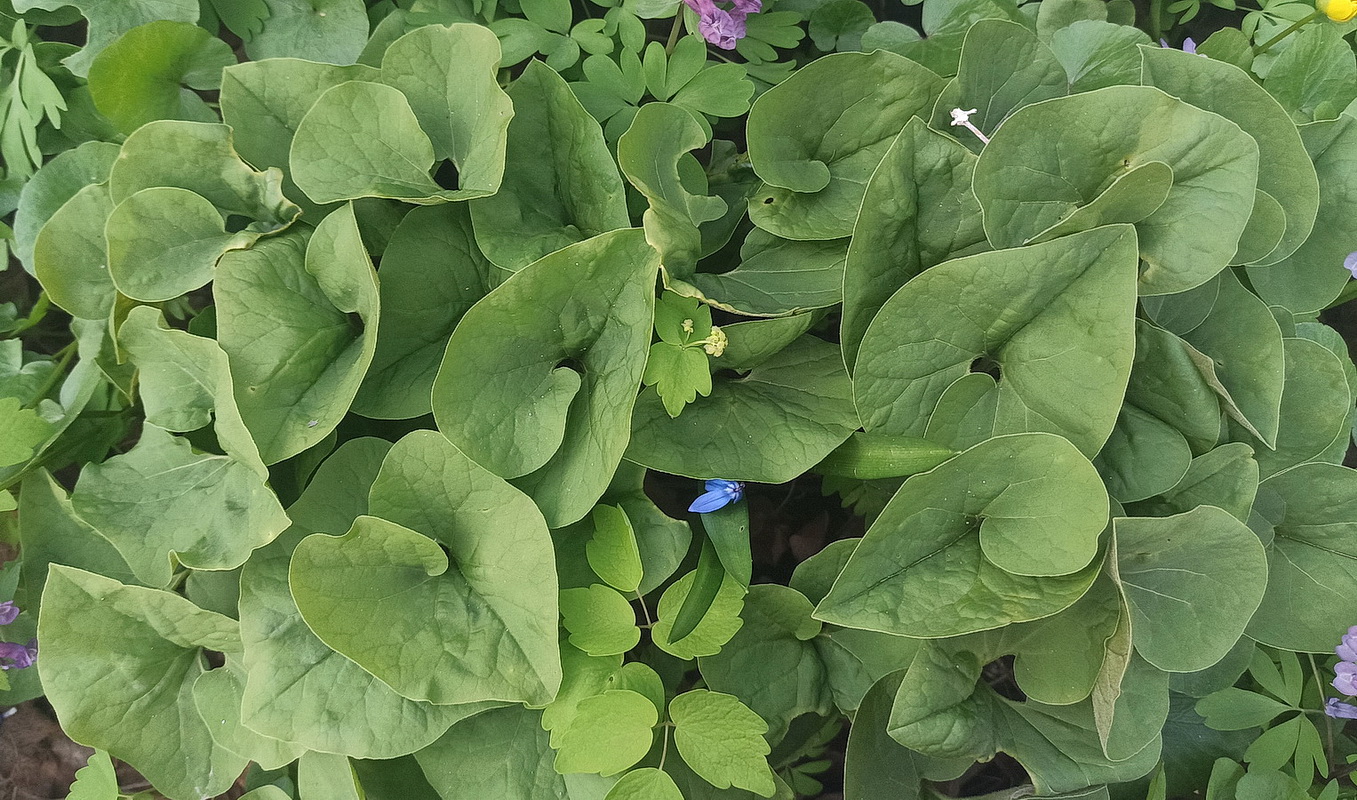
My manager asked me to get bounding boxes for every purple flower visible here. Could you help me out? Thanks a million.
[1338,625,1357,661]
[1336,661,1357,695]
[0,639,35,671]
[0,602,16,626]
[683,0,753,49]
[1327,698,1357,719]
[1159,37,1199,55]
[689,479,745,513]
[1344,251,1357,279]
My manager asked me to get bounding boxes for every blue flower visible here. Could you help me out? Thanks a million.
[0,639,35,671]
[689,479,745,513]
[1327,698,1357,719]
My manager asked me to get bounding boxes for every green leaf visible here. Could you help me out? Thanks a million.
[416,705,570,800]
[747,51,945,240]
[193,660,305,769]
[627,335,859,482]
[972,86,1259,295]
[670,63,753,120]
[87,20,235,134]
[432,229,658,527]
[1195,688,1292,730]
[1115,507,1268,671]
[1050,21,1153,93]
[292,430,560,705]
[105,187,254,302]
[671,690,775,797]
[1247,463,1357,651]
[13,140,119,273]
[1247,116,1357,313]
[642,341,712,418]
[1092,405,1192,503]
[542,643,622,744]
[1141,46,1319,267]
[853,225,1138,457]
[207,0,270,40]
[1262,24,1357,123]
[215,205,378,464]
[841,117,985,370]
[244,0,369,64]
[0,396,52,468]
[378,24,513,196]
[808,0,875,51]
[553,690,657,775]
[560,584,641,656]
[1005,570,1122,705]
[238,438,477,758]
[1122,319,1222,455]
[353,204,492,419]
[617,101,726,277]
[1132,443,1259,524]
[469,60,627,271]
[684,230,848,318]
[652,568,746,659]
[604,768,683,800]
[297,751,362,800]
[70,425,289,587]
[938,19,1068,146]
[38,565,245,800]
[1241,337,1351,479]
[12,0,199,77]
[815,433,1107,637]
[585,503,644,593]
[16,471,139,614]
[108,120,299,228]
[33,183,116,319]
[843,674,922,800]
[289,81,460,204]
[701,501,752,587]
[698,585,831,742]
[118,305,265,474]
[66,750,118,800]
[1146,270,1285,448]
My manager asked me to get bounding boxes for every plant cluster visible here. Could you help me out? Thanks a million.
[4,0,1357,798]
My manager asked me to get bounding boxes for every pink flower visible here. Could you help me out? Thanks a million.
[683,0,759,49]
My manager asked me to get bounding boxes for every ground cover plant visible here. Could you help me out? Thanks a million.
[5,0,1357,797]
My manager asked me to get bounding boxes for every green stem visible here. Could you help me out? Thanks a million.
[665,11,684,54]
[1149,0,1165,43]
[634,589,653,627]
[1254,10,1323,56]
[1308,654,1337,771]
[22,340,76,410]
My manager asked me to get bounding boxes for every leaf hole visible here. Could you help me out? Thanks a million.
[968,356,1001,380]
[761,197,775,205]
[556,356,585,375]
[346,311,365,334]
[983,655,1025,701]
[224,214,252,233]
[433,160,460,191]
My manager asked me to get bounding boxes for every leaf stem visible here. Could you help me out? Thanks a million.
[1308,653,1337,771]
[1253,10,1322,55]
[659,724,670,770]
[22,340,77,410]
[665,11,684,53]
[635,589,653,627]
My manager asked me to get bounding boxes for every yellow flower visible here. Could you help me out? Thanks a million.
[1319,0,1357,22]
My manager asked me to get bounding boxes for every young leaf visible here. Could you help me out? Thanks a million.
[652,566,746,660]
[604,768,683,800]
[1195,688,1292,730]
[87,20,235,134]
[670,690,776,797]
[66,750,118,800]
[642,341,713,418]
[586,504,644,594]
[560,584,641,656]
[552,690,657,775]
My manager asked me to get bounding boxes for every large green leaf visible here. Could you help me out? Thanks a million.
[237,438,476,757]
[1113,508,1268,672]
[841,117,985,370]
[1048,20,1152,93]
[193,660,304,770]
[697,585,831,743]
[683,230,848,318]
[815,433,1107,637]
[843,674,922,800]
[470,60,627,271]
[13,140,119,273]
[378,24,514,197]
[616,101,727,278]
[1144,270,1284,448]
[69,425,289,588]
[414,705,569,800]
[1239,337,1351,479]
[746,50,945,240]
[1246,463,1357,652]
[1121,320,1222,455]
[353,204,492,419]
[215,205,378,464]
[1247,116,1357,314]
[119,306,265,474]
[852,225,1138,457]
[12,0,199,77]
[291,430,560,705]
[1261,23,1357,123]
[87,20,235,134]
[244,0,369,64]
[432,229,657,527]
[1140,47,1318,267]
[973,86,1259,295]
[33,183,115,319]
[1129,443,1259,524]
[107,120,299,229]
[38,566,245,800]
[1092,405,1192,503]
[626,335,858,483]
[105,186,254,302]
